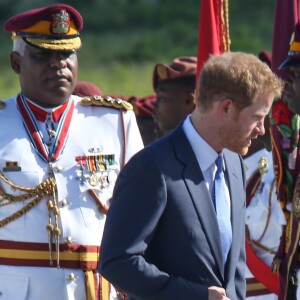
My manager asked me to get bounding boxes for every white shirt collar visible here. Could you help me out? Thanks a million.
[182,115,218,173]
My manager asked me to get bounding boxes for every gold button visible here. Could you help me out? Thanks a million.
[68,273,76,281]
[66,236,73,244]
[60,199,68,207]
[55,165,64,172]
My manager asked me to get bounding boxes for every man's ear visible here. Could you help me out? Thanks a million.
[186,91,197,109]
[218,98,233,116]
[187,91,195,104]
[184,92,196,114]
[10,52,21,74]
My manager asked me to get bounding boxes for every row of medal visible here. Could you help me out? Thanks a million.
[75,154,118,190]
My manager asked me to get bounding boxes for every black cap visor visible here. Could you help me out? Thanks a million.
[279,57,300,70]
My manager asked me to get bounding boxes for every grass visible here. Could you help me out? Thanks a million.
[0,0,275,100]
[77,60,157,97]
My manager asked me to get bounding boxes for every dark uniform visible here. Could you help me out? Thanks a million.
[271,21,300,300]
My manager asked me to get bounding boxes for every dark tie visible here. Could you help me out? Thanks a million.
[214,154,232,265]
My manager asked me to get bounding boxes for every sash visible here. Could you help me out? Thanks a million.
[0,240,109,300]
[246,168,262,207]
[246,277,272,297]
[245,238,279,295]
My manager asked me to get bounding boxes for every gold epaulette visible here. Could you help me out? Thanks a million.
[80,96,133,111]
[0,101,6,108]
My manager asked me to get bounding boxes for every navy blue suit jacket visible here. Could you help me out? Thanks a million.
[100,125,246,300]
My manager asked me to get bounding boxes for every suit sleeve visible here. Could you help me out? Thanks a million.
[235,222,246,300]
[99,152,208,300]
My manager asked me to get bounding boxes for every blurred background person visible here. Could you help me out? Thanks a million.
[128,94,157,145]
[271,21,300,300]
[152,56,197,138]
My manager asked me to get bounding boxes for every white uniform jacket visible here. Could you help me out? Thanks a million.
[245,149,286,300]
[0,95,143,300]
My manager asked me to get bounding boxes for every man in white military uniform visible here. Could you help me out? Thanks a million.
[244,117,286,299]
[0,4,143,300]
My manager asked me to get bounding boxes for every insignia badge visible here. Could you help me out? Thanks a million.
[3,161,21,172]
[157,65,168,80]
[258,157,268,175]
[88,147,101,154]
[100,172,109,189]
[293,195,300,218]
[51,9,70,35]
[89,173,100,187]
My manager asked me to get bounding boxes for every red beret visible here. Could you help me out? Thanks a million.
[73,81,102,97]
[128,94,157,118]
[153,56,197,89]
[3,4,83,51]
[280,21,300,69]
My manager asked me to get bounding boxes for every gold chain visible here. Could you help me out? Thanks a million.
[0,171,56,228]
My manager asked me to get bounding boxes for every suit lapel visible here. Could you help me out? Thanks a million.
[171,126,224,275]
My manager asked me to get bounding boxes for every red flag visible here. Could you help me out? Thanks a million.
[196,0,230,79]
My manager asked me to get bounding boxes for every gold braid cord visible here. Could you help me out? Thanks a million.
[221,0,230,52]
[0,171,56,227]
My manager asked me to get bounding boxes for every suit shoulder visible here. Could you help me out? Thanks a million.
[79,95,133,111]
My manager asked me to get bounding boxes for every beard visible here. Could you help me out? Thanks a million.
[219,122,251,155]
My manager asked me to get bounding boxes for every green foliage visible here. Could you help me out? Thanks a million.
[0,0,275,99]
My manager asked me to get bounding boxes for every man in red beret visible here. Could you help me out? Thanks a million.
[127,94,157,145]
[0,4,143,300]
[152,56,197,138]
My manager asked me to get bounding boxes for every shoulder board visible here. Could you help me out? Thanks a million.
[0,101,6,109]
[80,96,133,111]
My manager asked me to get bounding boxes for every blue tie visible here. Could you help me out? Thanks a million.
[214,154,232,266]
